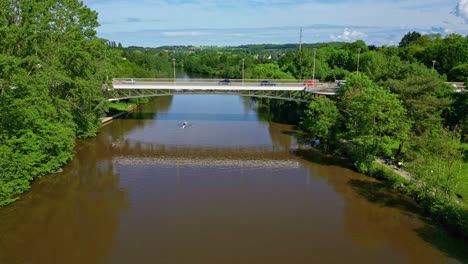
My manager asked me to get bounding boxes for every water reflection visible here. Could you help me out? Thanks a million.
[1,95,466,263]
[0,136,127,264]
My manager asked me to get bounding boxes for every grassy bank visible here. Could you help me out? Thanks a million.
[367,161,468,239]
[105,97,151,120]
[107,101,137,115]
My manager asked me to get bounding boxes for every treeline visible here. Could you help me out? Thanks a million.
[117,47,173,78]
[174,33,468,82]
[234,42,346,51]
[0,0,128,206]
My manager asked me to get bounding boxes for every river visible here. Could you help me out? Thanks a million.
[0,95,467,263]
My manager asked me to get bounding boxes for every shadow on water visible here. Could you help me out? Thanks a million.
[292,148,354,169]
[415,225,468,262]
[348,176,468,263]
[348,179,424,216]
[292,148,468,263]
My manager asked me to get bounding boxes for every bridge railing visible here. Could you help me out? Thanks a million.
[112,78,337,85]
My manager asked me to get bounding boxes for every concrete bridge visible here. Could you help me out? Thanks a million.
[104,78,339,102]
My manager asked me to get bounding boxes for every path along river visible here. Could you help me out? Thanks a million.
[0,95,467,264]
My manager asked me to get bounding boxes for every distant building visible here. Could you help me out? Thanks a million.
[255,55,272,60]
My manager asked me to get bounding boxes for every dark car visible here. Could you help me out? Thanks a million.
[260,80,276,86]
[122,78,136,84]
[218,79,231,85]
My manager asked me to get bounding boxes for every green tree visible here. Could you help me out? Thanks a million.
[300,97,340,150]
[444,92,468,141]
[0,0,115,205]
[253,63,295,79]
[448,64,468,82]
[338,74,410,172]
[384,64,451,136]
[399,31,422,48]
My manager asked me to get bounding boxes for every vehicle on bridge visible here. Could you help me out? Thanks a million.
[218,79,231,85]
[260,80,276,86]
[303,79,319,86]
[122,78,136,84]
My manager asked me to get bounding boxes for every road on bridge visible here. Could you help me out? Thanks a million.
[112,78,338,91]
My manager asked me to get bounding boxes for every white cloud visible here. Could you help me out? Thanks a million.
[456,0,468,22]
[330,28,367,42]
[81,0,468,46]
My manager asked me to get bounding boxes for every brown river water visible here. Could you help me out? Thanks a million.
[0,95,467,264]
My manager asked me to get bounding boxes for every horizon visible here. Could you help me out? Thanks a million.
[83,0,468,47]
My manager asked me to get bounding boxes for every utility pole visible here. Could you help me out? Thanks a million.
[299,27,303,80]
[242,58,245,86]
[172,58,176,83]
[312,48,317,82]
[357,48,361,75]
[299,27,303,51]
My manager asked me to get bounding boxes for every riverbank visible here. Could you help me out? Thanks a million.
[101,111,132,125]
[101,100,144,124]
[101,111,129,124]
[368,160,468,239]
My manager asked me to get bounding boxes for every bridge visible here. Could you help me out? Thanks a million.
[104,78,340,102]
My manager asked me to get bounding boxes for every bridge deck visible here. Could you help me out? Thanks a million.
[113,83,306,91]
[106,79,340,101]
[112,78,338,91]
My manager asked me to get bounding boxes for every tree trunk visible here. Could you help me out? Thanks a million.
[395,141,404,158]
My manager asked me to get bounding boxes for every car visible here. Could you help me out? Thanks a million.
[303,79,319,86]
[122,78,136,84]
[337,80,346,87]
[218,79,231,85]
[260,80,276,86]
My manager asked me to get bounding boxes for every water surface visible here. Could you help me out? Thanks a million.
[0,95,466,264]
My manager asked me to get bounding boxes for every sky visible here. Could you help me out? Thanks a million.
[82,0,468,48]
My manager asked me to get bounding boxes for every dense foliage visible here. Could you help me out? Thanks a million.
[0,0,119,206]
[117,47,173,78]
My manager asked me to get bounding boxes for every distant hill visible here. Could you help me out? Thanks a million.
[128,42,347,52]
[234,42,347,50]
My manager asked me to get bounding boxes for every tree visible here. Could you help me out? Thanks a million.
[384,63,451,136]
[300,97,340,150]
[399,31,422,48]
[343,40,369,53]
[358,52,403,82]
[338,74,410,172]
[444,92,468,141]
[448,64,468,82]
[327,49,352,71]
[0,0,115,205]
[253,63,295,79]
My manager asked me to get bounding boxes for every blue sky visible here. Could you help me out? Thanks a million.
[83,0,468,47]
